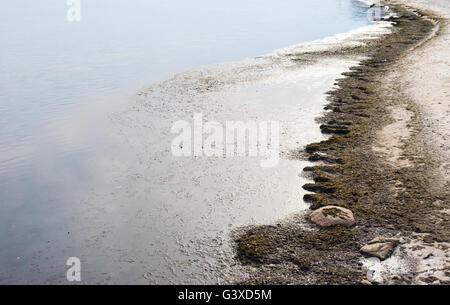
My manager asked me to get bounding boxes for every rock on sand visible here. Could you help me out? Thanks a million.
[310,206,355,227]
[360,237,400,260]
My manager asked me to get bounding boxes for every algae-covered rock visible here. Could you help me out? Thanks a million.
[310,206,355,228]
[360,237,400,260]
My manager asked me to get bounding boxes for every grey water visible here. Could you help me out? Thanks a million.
[0,0,371,283]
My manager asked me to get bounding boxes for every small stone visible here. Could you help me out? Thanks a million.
[360,237,400,260]
[361,279,372,285]
[310,206,355,227]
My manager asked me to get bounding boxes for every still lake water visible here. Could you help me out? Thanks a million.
[0,0,372,283]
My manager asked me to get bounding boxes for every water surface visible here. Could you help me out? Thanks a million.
[0,0,372,283]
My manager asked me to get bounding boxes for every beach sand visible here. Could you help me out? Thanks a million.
[368,0,450,284]
[386,0,450,183]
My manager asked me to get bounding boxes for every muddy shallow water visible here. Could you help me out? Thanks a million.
[0,0,385,284]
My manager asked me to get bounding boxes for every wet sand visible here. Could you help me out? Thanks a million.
[106,18,392,284]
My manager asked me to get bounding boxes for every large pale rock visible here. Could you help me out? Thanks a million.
[310,206,355,227]
[360,237,400,260]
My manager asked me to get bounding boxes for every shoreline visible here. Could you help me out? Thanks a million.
[107,1,386,284]
[233,1,449,284]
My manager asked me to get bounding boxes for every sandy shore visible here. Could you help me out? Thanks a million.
[234,2,449,284]
[371,0,450,284]
[387,0,450,183]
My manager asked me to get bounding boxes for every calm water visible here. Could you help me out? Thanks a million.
[0,0,371,283]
